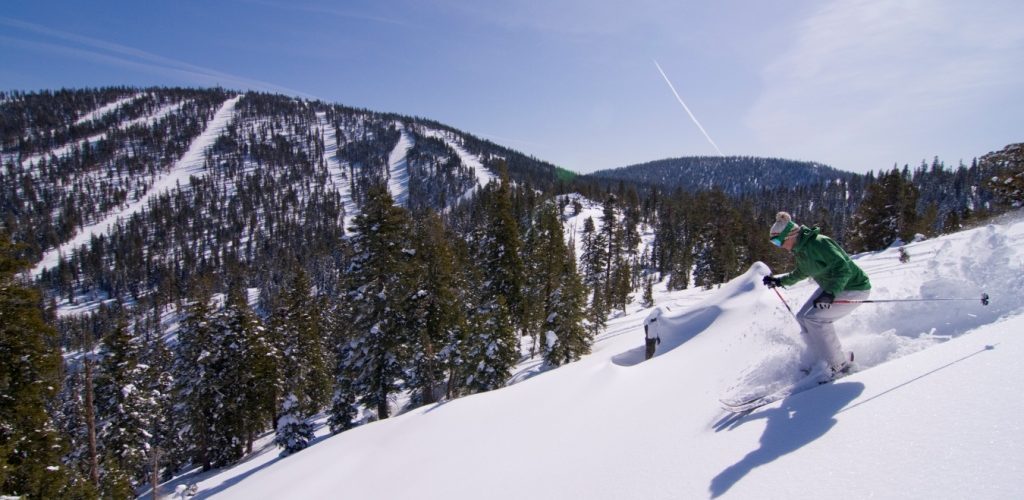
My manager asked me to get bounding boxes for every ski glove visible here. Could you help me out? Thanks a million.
[814,291,835,309]
[763,275,782,289]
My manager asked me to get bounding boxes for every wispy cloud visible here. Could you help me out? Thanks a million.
[234,0,409,27]
[0,16,316,98]
[744,0,1024,170]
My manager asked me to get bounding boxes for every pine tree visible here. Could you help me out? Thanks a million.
[533,205,591,366]
[579,215,609,336]
[334,184,412,422]
[173,285,218,471]
[460,170,523,393]
[641,275,655,308]
[462,295,517,393]
[579,216,607,290]
[210,287,275,463]
[403,212,464,406]
[585,286,608,338]
[95,319,154,488]
[600,195,620,300]
[272,269,328,453]
[848,167,921,252]
[482,164,526,328]
[142,332,178,485]
[274,394,313,456]
[599,195,633,312]
[0,235,70,497]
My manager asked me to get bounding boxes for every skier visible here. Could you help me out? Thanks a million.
[762,212,871,378]
[643,307,663,360]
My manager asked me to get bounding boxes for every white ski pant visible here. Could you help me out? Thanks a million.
[796,287,871,369]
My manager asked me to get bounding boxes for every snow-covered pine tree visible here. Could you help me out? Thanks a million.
[460,169,523,393]
[142,332,179,482]
[0,235,72,498]
[641,275,655,308]
[55,364,92,490]
[173,285,218,471]
[480,163,526,328]
[209,287,275,463]
[579,216,606,290]
[272,269,328,452]
[462,295,517,393]
[532,204,591,366]
[95,318,155,488]
[274,394,313,456]
[847,167,921,252]
[335,184,413,421]
[403,211,464,406]
[599,194,632,312]
[579,216,608,336]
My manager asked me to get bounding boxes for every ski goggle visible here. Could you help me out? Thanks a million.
[769,221,795,247]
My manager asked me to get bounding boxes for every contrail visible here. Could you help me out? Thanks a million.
[653,59,723,156]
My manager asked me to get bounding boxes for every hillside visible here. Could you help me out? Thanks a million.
[584,156,856,195]
[151,211,1024,499]
[0,87,559,319]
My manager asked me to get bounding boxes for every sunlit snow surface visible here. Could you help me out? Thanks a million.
[147,210,1024,500]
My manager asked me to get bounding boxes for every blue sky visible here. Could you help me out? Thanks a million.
[2,0,1022,174]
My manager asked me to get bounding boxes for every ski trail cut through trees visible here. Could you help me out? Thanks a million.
[387,125,413,207]
[32,95,243,278]
[421,129,495,207]
[316,112,358,234]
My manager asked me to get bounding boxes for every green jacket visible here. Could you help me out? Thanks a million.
[779,226,871,294]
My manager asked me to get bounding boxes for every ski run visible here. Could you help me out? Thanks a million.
[146,209,1024,499]
[31,95,242,278]
[386,124,413,207]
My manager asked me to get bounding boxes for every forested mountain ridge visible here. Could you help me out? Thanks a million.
[585,155,856,195]
[1,87,560,313]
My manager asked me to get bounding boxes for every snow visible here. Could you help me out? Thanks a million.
[19,99,191,171]
[156,210,1024,499]
[74,93,143,125]
[31,95,242,278]
[421,128,496,205]
[315,112,358,234]
[386,124,413,207]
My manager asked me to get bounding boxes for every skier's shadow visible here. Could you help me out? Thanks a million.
[709,381,865,498]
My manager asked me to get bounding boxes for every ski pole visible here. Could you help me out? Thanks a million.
[772,287,796,316]
[834,293,990,306]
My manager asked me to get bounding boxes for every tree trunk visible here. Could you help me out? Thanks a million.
[83,356,100,488]
[150,446,161,499]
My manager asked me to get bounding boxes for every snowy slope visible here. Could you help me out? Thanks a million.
[421,128,496,205]
[387,125,413,207]
[31,95,242,278]
[74,93,143,125]
[315,111,359,234]
[155,212,1024,499]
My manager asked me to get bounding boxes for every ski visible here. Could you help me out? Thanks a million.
[720,352,855,413]
[720,364,853,413]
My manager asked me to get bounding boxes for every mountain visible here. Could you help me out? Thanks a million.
[0,87,561,320]
[584,156,857,195]
[147,210,1024,499]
